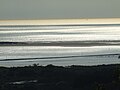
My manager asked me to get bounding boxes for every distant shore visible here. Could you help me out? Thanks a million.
[0,18,120,26]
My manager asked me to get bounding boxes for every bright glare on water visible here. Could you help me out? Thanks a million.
[0,24,120,66]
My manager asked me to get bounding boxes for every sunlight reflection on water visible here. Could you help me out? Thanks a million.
[0,24,120,66]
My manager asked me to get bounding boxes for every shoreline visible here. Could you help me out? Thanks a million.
[0,63,120,68]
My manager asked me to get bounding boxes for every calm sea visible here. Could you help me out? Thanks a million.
[0,24,120,66]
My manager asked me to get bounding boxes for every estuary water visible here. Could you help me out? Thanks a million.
[0,24,120,66]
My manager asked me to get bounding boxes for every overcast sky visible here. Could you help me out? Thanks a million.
[0,0,120,19]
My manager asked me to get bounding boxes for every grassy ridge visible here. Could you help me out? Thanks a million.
[0,64,120,90]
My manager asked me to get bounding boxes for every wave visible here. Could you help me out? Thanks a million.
[0,24,120,30]
[0,41,120,46]
[0,53,119,62]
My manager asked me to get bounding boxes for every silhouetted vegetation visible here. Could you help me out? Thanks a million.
[0,64,120,90]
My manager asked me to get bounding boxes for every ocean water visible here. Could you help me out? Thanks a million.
[0,24,120,66]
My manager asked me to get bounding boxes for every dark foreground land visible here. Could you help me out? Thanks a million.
[0,64,120,90]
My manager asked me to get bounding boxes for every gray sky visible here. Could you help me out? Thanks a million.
[0,0,120,19]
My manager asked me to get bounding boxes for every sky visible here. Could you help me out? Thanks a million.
[0,0,120,19]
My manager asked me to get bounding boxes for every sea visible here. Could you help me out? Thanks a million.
[0,23,120,67]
